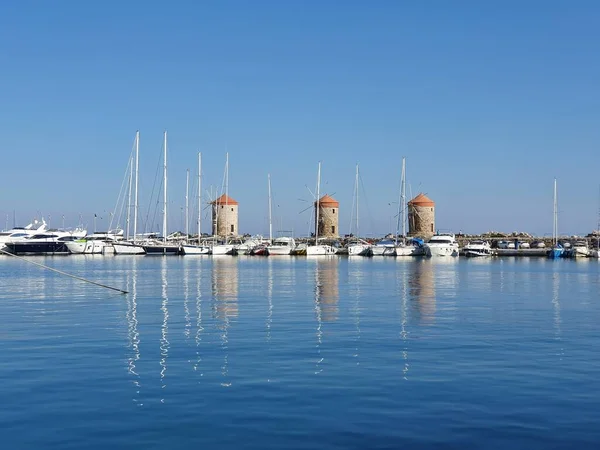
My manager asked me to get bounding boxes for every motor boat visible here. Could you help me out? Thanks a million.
[0,219,48,251]
[65,229,124,254]
[371,239,396,256]
[268,237,296,255]
[463,240,493,257]
[424,233,459,257]
[395,238,425,256]
[5,227,87,255]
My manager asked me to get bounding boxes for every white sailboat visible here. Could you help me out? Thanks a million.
[347,164,371,256]
[548,178,564,259]
[306,162,337,256]
[182,152,211,255]
[114,131,146,255]
[395,157,423,256]
[143,131,180,255]
[591,187,600,259]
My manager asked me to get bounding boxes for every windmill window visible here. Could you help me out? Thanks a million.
[231,225,234,233]
[332,209,335,214]
[431,224,434,232]
[231,208,234,212]
[221,205,224,209]
[332,226,335,234]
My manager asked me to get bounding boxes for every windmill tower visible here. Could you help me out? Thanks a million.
[211,194,239,236]
[315,194,339,238]
[408,193,435,238]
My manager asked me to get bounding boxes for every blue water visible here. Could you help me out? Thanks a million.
[1,255,599,449]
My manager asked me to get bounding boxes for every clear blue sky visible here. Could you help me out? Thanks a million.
[2,1,599,237]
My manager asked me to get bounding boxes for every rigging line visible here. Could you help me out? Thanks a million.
[0,248,128,294]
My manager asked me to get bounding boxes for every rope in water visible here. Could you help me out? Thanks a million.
[0,248,128,294]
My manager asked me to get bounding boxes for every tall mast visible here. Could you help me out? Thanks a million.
[225,152,229,236]
[315,162,321,243]
[268,173,273,242]
[198,152,202,240]
[355,164,359,237]
[401,157,406,239]
[126,141,134,240]
[133,130,139,241]
[553,178,558,245]
[185,168,189,238]
[163,131,168,241]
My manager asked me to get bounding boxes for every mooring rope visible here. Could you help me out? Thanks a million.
[0,248,128,294]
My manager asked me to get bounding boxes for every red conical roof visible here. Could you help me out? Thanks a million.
[408,193,434,207]
[211,194,239,205]
[315,194,339,207]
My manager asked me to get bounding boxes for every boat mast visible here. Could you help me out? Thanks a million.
[185,168,189,238]
[553,178,558,246]
[268,173,273,242]
[355,164,359,238]
[225,152,229,237]
[163,131,168,242]
[198,152,202,241]
[133,130,139,241]
[315,162,321,243]
[401,157,406,240]
[126,141,134,240]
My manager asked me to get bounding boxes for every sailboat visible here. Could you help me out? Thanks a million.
[143,131,181,255]
[347,164,371,256]
[306,162,337,256]
[591,186,600,259]
[114,131,146,255]
[548,178,564,259]
[395,157,424,256]
[182,152,211,255]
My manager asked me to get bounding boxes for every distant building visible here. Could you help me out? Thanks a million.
[315,194,339,238]
[408,193,435,238]
[211,194,239,236]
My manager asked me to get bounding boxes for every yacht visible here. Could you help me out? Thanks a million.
[371,239,396,256]
[395,238,425,256]
[65,229,124,254]
[572,240,590,257]
[463,240,493,257]
[5,227,87,255]
[0,219,48,251]
[424,233,459,257]
[267,236,296,255]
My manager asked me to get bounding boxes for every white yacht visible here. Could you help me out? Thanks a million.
[572,240,590,257]
[268,236,296,255]
[395,238,425,256]
[371,239,396,256]
[5,227,87,255]
[65,229,124,254]
[463,240,493,257]
[306,241,337,256]
[424,233,459,257]
[0,219,48,251]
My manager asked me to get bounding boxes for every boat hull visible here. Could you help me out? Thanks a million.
[212,245,236,255]
[425,245,459,257]
[65,240,113,254]
[348,244,371,256]
[5,242,69,255]
[181,245,211,255]
[113,243,146,255]
[267,246,292,255]
[142,245,181,255]
[306,245,337,256]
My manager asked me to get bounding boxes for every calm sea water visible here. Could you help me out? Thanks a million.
[1,255,599,449]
